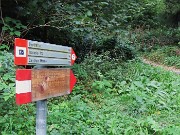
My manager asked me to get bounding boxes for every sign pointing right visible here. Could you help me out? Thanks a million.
[14,38,77,66]
[16,68,77,105]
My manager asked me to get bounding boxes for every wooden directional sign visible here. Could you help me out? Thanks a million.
[14,38,77,66]
[15,68,76,105]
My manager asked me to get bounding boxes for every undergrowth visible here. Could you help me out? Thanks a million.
[0,52,180,134]
[144,46,180,68]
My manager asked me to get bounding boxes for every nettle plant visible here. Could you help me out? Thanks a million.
[0,17,27,50]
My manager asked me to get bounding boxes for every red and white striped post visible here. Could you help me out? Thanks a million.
[16,69,32,104]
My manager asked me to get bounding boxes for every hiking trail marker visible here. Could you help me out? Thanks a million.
[16,68,76,105]
[14,38,77,135]
[14,38,76,66]
[15,38,77,104]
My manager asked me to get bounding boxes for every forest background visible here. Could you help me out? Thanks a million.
[0,0,180,134]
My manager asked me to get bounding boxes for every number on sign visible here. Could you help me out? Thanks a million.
[19,50,24,55]
[72,54,76,60]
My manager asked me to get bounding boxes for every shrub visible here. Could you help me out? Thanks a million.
[0,51,15,102]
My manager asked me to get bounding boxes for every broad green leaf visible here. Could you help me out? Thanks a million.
[14,31,21,36]
[2,26,8,31]
[135,95,143,103]
[74,21,81,25]
[103,80,112,88]
[10,32,14,35]
[100,2,109,6]
[4,17,12,22]
[21,25,27,29]
[9,28,14,31]
[86,11,92,17]
[134,81,144,88]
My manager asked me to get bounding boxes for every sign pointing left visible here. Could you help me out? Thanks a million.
[14,38,77,66]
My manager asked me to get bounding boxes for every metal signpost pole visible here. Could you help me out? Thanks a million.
[34,65,47,135]
[36,100,47,135]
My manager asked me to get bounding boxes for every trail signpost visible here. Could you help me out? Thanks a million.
[14,38,76,66]
[14,38,77,135]
[16,68,76,105]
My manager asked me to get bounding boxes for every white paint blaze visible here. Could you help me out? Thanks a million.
[16,80,31,94]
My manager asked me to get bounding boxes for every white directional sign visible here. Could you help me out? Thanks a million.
[14,38,77,66]
[28,41,70,52]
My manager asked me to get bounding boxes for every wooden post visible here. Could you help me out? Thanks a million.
[34,65,47,135]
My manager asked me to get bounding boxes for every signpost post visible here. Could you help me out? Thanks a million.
[14,38,77,135]
[36,100,47,135]
[34,65,47,135]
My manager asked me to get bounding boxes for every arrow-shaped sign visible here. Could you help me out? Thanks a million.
[14,38,77,66]
[16,68,76,105]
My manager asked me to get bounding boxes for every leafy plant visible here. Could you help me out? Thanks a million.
[0,51,35,134]
[0,53,179,134]
[0,17,27,50]
[92,79,113,93]
[144,45,180,68]
[0,51,15,101]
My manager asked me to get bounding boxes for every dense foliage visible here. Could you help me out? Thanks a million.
[1,0,179,58]
[0,0,180,134]
[144,45,180,68]
[0,54,180,134]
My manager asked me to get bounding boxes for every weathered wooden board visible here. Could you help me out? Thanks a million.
[15,69,77,105]
[14,38,77,66]
[32,69,70,101]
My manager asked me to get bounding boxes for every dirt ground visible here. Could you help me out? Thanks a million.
[142,58,180,75]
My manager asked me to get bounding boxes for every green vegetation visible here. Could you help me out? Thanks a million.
[0,0,180,134]
[1,0,179,59]
[0,54,180,134]
[144,46,180,68]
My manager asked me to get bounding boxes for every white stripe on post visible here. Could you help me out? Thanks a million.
[16,80,32,94]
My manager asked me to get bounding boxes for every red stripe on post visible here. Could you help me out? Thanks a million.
[16,69,32,81]
[70,70,77,93]
[16,92,32,105]
[14,38,28,65]
[15,38,28,47]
